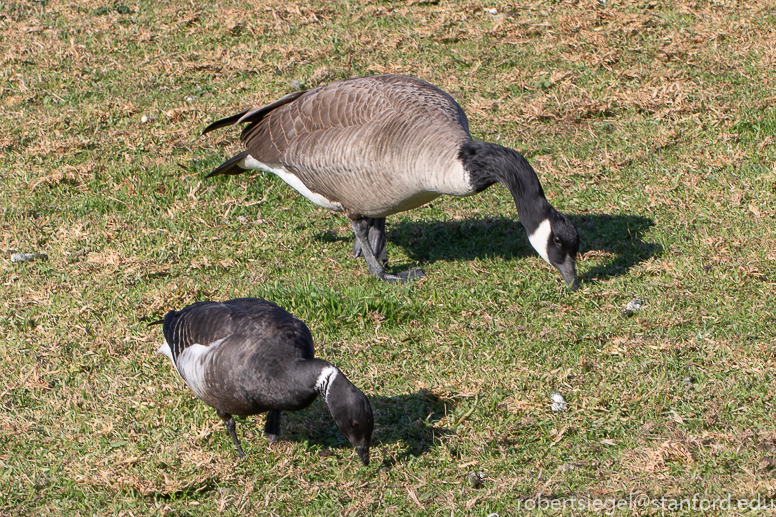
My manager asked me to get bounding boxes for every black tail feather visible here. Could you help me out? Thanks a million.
[201,91,307,137]
[235,91,306,126]
[201,108,253,136]
[206,151,251,178]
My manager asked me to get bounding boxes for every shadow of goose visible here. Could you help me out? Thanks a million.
[247,390,457,466]
[572,213,662,282]
[385,213,661,282]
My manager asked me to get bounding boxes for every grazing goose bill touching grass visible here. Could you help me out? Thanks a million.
[153,298,374,465]
[203,74,580,289]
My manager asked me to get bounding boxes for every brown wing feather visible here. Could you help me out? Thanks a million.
[238,75,471,215]
[202,91,306,137]
[241,76,469,159]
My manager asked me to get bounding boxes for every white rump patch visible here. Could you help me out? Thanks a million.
[157,341,180,375]
[315,366,338,403]
[527,218,552,265]
[174,337,229,400]
[239,155,344,212]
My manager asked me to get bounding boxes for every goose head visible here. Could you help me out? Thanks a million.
[320,369,374,465]
[527,210,580,290]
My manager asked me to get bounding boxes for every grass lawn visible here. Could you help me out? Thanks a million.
[2,0,775,515]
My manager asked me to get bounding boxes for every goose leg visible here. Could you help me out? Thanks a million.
[350,219,424,283]
[216,409,245,458]
[264,409,281,446]
[353,217,388,264]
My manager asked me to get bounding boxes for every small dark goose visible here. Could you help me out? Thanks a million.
[154,297,374,464]
[203,74,579,289]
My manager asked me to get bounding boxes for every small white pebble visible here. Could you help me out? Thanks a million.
[11,253,48,263]
[551,392,566,412]
[185,96,194,103]
[467,471,486,487]
[622,297,646,317]
[488,8,498,14]
[141,115,149,123]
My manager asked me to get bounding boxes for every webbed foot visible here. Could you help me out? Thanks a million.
[380,268,425,284]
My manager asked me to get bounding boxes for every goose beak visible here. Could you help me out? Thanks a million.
[556,255,579,291]
[355,445,370,466]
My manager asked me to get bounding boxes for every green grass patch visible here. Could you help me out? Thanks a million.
[1,0,775,515]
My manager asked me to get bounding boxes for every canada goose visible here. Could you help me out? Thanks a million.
[203,75,580,289]
[153,298,374,465]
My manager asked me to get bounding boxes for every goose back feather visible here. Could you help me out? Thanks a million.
[206,75,474,218]
[160,299,317,415]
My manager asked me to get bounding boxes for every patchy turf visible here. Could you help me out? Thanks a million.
[1,0,775,515]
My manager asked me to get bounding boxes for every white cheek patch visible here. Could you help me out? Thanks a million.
[527,218,552,265]
[174,337,228,400]
[315,366,338,403]
[239,155,344,212]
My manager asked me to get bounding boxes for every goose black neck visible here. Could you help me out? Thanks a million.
[459,140,552,232]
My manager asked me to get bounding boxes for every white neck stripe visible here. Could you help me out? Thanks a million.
[527,218,552,265]
[315,366,338,403]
